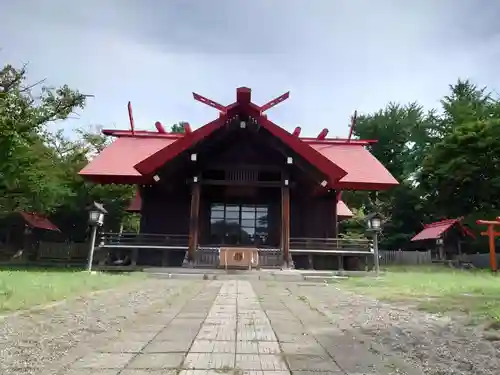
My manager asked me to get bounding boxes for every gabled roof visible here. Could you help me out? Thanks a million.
[309,143,398,190]
[79,87,398,190]
[79,137,176,184]
[126,191,142,212]
[411,217,475,242]
[133,88,347,183]
[337,200,353,218]
[19,212,60,232]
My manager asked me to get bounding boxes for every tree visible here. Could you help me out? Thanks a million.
[0,62,135,241]
[420,119,500,219]
[0,64,87,216]
[418,80,500,221]
[349,103,438,249]
[46,127,135,240]
[170,122,187,133]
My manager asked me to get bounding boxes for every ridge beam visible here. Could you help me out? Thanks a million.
[193,93,227,113]
[260,92,290,113]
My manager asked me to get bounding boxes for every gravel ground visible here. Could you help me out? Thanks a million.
[0,279,205,375]
[286,283,500,375]
[3,278,499,375]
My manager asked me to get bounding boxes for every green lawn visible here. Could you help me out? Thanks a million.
[339,266,500,327]
[0,267,144,313]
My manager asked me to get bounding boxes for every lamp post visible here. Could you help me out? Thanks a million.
[436,237,444,260]
[86,202,107,272]
[365,212,383,275]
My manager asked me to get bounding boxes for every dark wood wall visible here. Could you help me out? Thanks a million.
[138,125,338,243]
[290,193,337,238]
[140,185,190,235]
[140,185,337,241]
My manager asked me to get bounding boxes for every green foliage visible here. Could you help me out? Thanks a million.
[170,122,187,133]
[2,60,500,254]
[350,79,500,250]
[421,119,500,217]
[0,63,134,240]
[338,207,367,240]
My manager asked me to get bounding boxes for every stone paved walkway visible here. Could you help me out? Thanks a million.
[31,279,420,375]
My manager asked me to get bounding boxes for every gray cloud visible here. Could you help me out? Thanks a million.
[1,0,499,136]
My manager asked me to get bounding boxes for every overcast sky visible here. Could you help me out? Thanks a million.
[2,0,500,137]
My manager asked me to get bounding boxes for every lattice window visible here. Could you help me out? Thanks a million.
[226,169,258,182]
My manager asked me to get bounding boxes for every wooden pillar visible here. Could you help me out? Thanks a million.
[281,181,291,268]
[188,178,201,264]
[488,225,498,272]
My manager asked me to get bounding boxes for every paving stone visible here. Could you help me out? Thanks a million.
[126,324,167,332]
[235,354,288,371]
[274,332,317,344]
[142,339,193,353]
[176,312,208,319]
[40,279,421,375]
[120,370,177,375]
[169,318,205,327]
[183,352,235,369]
[280,342,328,356]
[236,340,259,353]
[284,353,342,372]
[126,353,185,369]
[71,353,134,369]
[257,341,281,354]
[118,331,158,342]
[61,370,120,375]
[156,326,199,341]
[98,341,148,353]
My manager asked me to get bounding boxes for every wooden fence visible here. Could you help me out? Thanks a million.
[38,241,88,261]
[379,250,432,265]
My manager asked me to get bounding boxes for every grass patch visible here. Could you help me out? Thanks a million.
[339,265,500,325]
[0,267,144,313]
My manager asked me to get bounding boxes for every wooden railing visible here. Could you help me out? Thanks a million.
[289,237,372,254]
[100,233,189,249]
[99,233,372,254]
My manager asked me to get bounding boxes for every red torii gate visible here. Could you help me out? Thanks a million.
[476,218,500,272]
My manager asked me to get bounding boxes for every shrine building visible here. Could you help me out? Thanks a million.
[79,87,398,270]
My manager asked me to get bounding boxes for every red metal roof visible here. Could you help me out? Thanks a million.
[126,190,142,212]
[79,87,398,191]
[20,212,60,232]
[337,200,353,218]
[308,143,398,190]
[411,218,476,241]
[79,137,176,183]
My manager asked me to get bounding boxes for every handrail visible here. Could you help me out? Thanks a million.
[100,232,189,248]
[290,237,372,252]
[99,233,372,253]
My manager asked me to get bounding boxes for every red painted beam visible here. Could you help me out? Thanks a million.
[317,128,329,140]
[193,93,227,113]
[481,231,500,236]
[477,220,500,225]
[292,127,301,137]
[127,101,135,135]
[300,138,377,145]
[260,92,290,113]
[101,129,184,138]
[155,121,166,133]
[236,87,252,104]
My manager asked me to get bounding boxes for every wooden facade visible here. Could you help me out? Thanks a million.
[130,124,340,267]
[81,87,399,270]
